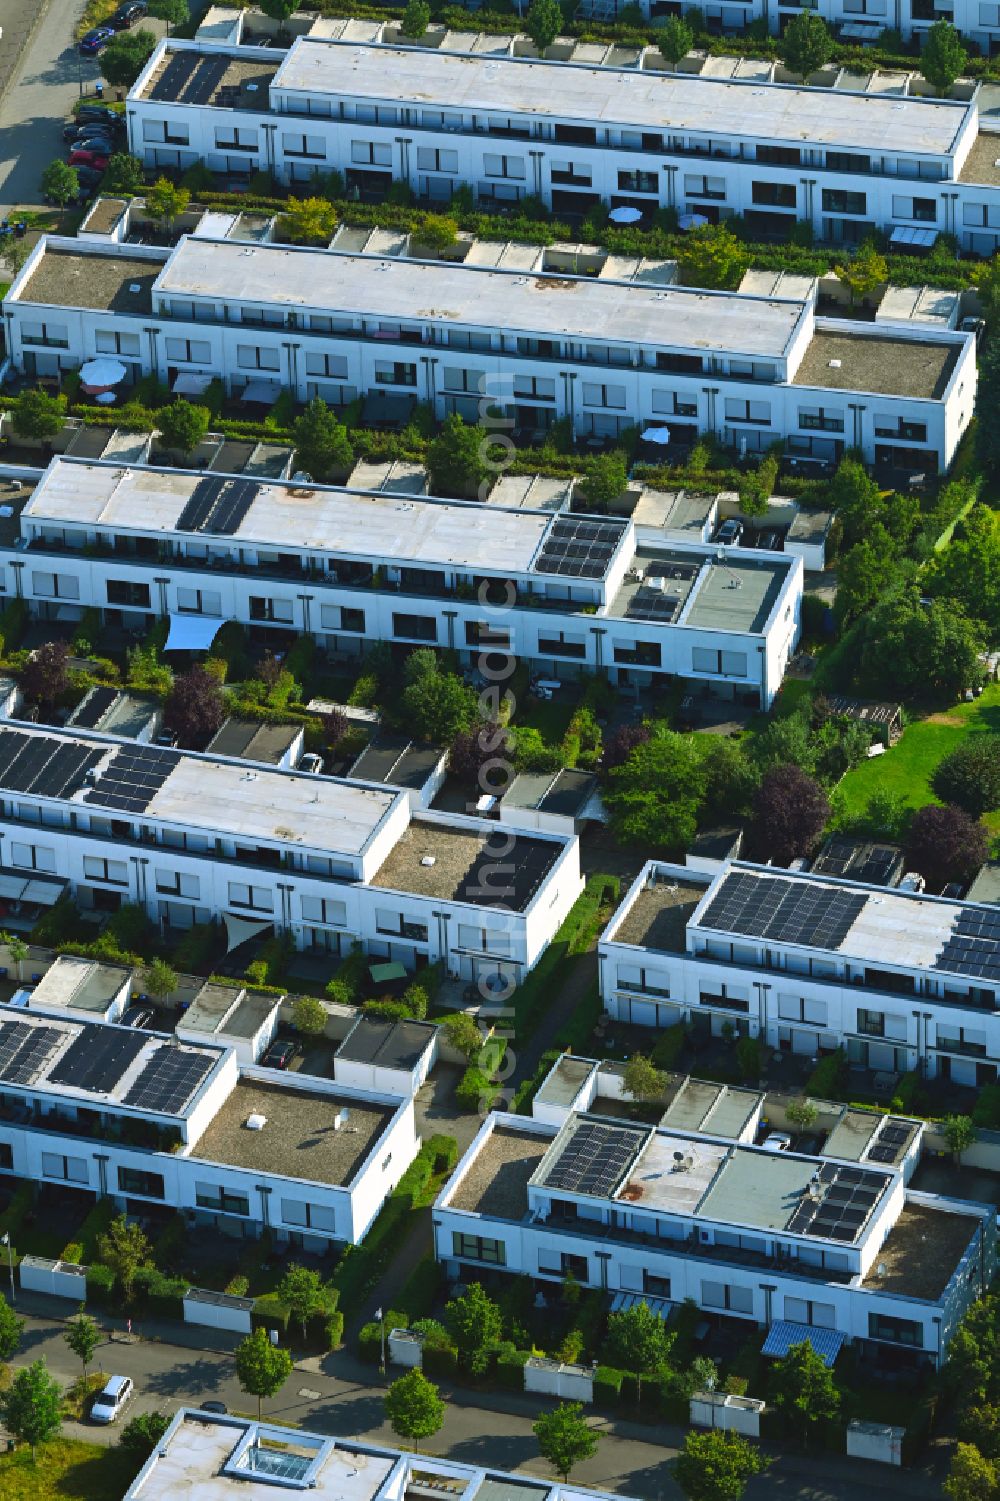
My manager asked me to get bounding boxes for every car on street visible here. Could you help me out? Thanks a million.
[69,149,110,169]
[262,1038,297,1070]
[90,1375,134,1424]
[110,0,147,27]
[78,27,115,55]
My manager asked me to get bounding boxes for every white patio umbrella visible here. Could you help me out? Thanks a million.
[79,357,127,388]
[609,205,643,224]
[677,212,709,231]
[641,426,672,445]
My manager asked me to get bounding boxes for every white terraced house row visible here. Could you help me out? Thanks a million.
[0,1005,419,1247]
[433,1090,996,1368]
[2,233,976,474]
[123,37,1000,254]
[0,715,581,987]
[0,458,802,708]
[599,859,1000,1087]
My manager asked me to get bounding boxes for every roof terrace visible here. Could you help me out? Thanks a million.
[861,1201,979,1300]
[609,875,709,953]
[447,1125,550,1218]
[138,48,277,108]
[793,328,962,399]
[371,818,562,911]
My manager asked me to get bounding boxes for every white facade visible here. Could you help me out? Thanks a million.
[3,231,975,475]
[434,1109,994,1366]
[600,859,1000,1088]
[123,37,1000,254]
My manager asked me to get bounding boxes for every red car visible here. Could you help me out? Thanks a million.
[69,149,109,169]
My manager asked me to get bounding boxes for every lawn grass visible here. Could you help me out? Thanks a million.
[0,1438,138,1501]
[518,691,580,748]
[835,684,1000,833]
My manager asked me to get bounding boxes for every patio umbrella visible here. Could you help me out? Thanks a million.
[609,205,643,224]
[79,357,127,391]
[641,426,672,445]
[677,212,709,231]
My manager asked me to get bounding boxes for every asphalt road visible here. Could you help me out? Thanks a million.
[3,1310,944,1500]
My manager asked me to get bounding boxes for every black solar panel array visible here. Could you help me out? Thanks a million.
[534,517,627,580]
[0,729,104,801]
[0,1020,64,1085]
[867,1120,914,1166]
[124,1046,215,1116]
[176,476,259,537]
[148,50,229,106]
[699,870,866,950]
[546,1121,643,1197]
[70,686,118,730]
[786,1162,886,1242]
[48,1024,147,1095]
[85,745,180,815]
[936,907,1000,982]
[627,588,681,623]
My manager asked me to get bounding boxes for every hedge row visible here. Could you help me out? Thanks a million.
[512,873,620,1039]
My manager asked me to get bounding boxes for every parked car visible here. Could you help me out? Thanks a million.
[761,1132,792,1153]
[121,1005,155,1029]
[77,105,125,126]
[69,149,110,169]
[200,1400,228,1414]
[78,26,115,54]
[262,1039,297,1070]
[110,0,147,27]
[73,166,106,188]
[91,1375,134,1425]
[73,137,117,156]
[960,316,986,346]
[714,518,744,546]
[63,125,116,149]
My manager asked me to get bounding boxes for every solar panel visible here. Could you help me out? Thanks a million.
[627,588,681,623]
[48,1025,147,1095]
[786,1161,889,1242]
[0,1021,32,1072]
[85,745,180,814]
[0,730,103,801]
[124,1045,214,1116]
[176,476,259,537]
[699,871,865,950]
[534,516,627,581]
[546,1121,642,1197]
[71,687,118,731]
[0,1025,63,1085]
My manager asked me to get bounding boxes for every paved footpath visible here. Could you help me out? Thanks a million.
[3,1297,944,1499]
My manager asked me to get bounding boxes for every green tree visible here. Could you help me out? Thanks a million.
[675,1429,768,1501]
[1,1359,62,1458]
[278,1263,325,1338]
[606,728,708,852]
[22,639,70,710]
[157,400,211,456]
[944,1443,998,1501]
[769,1339,840,1445]
[144,176,191,230]
[622,1054,667,1103]
[921,19,967,95]
[605,1301,673,1404]
[292,396,354,480]
[977,338,1000,478]
[11,389,66,445]
[659,14,694,66]
[977,255,1000,327]
[259,0,300,22]
[676,222,748,290]
[104,153,145,194]
[827,457,883,548]
[858,592,985,701]
[444,1282,503,1362]
[402,670,477,743]
[40,159,79,210]
[834,526,898,625]
[786,1098,818,1131]
[526,0,564,51]
[234,1327,293,1420]
[400,0,431,38]
[944,1114,976,1163]
[442,1010,483,1061]
[277,195,338,245]
[0,1292,22,1362]
[414,213,459,255]
[697,735,759,821]
[101,29,157,88]
[292,995,328,1038]
[781,11,833,78]
[533,1402,599,1481]
[384,1369,445,1451]
[426,413,487,498]
[120,1410,170,1462]
[99,1214,152,1303]
[579,451,628,511]
[143,958,177,1004]
[63,1306,99,1378]
[836,242,889,306]
[924,503,1000,636]
[933,739,1000,817]
[148,0,190,32]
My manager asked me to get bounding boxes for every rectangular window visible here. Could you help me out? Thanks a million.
[319,603,366,634]
[299,895,347,926]
[117,1166,165,1199]
[683,174,726,200]
[195,1183,250,1216]
[95,329,141,356]
[452,1232,506,1265]
[798,407,844,433]
[304,352,348,380]
[822,188,867,216]
[227,883,274,913]
[142,119,190,145]
[237,345,281,372]
[392,612,436,642]
[581,382,626,410]
[248,595,293,623]
[483,153,526,180]
[751,181,796,209]
[351,140,392,167]
[537,632,587,660]
[374,361,417,387]
[106,579,151,609]
[154,869,199,899]
[417,146,459,173]
[19,321,69,349]
[8,843,56,873]
[281,132,325,159]
[701,1280,754,1313]
[175,587,222,615]
[868,1312,922,1347]
[723,398,771,425]
[41,1152,88,1184]
[279,1199,337,1231]
[0,1142,12,1171]
[164,338,212,364]
[30,572,79,600]
[83,856,128,885]
[214,127,258,152]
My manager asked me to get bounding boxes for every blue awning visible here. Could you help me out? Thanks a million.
[164,613,226,652]
[762,1321,845,1367]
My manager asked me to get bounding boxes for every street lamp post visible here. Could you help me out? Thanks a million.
[1,1231,14,1305]
[375,1305,386,1374]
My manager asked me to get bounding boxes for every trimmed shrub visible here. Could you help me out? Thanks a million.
[85,1262,116,1305]
[456,1066,500,1113]
[60,1242,84,1265]
[594,1365,624,1407]
[225,1274,250,1297]
[253,1293,292,1335]
[806,1048,846,1101]
[324,1310,345,1351]
[426,1134,459,1176]
[422,1339,459,1378]
[359,1321,383,1364]
[651,1022,687,1070]
[497,1347,531,1391]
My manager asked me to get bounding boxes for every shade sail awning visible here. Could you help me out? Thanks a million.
[369,961,408,984]
[164,613,226,652]
[240,379,282,405]
[762,1321,845,1367]
[224,913,273,953]
[889,226,937,249]
[0,870,67,906]
[172,371,213,396]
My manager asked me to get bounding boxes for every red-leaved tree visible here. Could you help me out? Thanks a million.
[750,763,830,866]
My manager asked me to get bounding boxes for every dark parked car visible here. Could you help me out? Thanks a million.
[77,105,125,126]
[110,0,147,27]
[73,137,117,156]
[73,166,106,187]
[63,123,117,145]
[78,26,115,55]
[714,518,744,546]
[262,1039,297,1070]
[200,1401,228,1415]
[121,1005,155,1029]
[69,149,110,169]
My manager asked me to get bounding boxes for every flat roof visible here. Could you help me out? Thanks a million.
[699,1146,891,1238]
[958,130,1000,184]
[138,48,277,107]
[371,818,562,911]
[610,875,710,953]
[448,1124,550,1218]
[181,983,279,1041]
[30,956,131,1015]
[207,718,301,765]
[861,1201,978,1300]
[349,735,444,791]
[967,862,1000,905]
[20,248,159,314]
[793,327,961,399]
[619,1131,727,1215]
[271,41,968,158]
[534,1055,596,1110]
[336,1016,436,1070]
[155,237,805,359]
[190,1080,392,1184]
[683,555,788,634]
[506,768,597,816]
